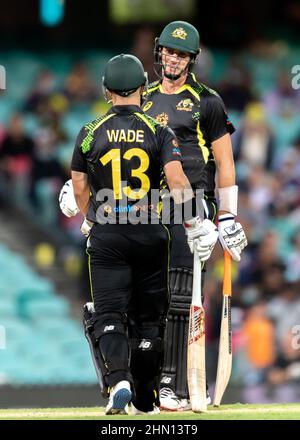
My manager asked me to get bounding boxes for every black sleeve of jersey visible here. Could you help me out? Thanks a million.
[204,93,235,143]
[157,125,182,167]
[71,127,88,173]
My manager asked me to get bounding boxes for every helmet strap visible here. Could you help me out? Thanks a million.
[154,46,197,81]
[103,88,112,104]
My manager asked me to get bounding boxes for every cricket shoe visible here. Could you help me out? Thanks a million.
[179,391,211,411]
[159,387,182,411]
[131,404,160,415]
[160,387,211,411]
[105,380,132,415]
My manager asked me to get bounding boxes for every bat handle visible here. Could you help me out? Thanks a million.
[192,246,202,306]
[223,251,232,296]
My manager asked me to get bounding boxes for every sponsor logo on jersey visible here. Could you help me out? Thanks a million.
[143,101,153,112]
[172,27,187,40]
[172,139,181,156]
[113,204,155,213]
[103,204,112,214]
[192,111,200,121]
[176,98,194,111]
[155,112,169,126]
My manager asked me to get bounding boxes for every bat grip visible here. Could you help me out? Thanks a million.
[223,251,232,296]
[192,246,202,306]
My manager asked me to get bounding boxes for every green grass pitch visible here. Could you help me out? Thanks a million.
[0,404,299,420]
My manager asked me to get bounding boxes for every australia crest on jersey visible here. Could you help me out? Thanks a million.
[176,98,194,111]
[155,112,169,126]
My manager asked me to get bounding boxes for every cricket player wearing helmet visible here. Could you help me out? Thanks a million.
[143,21,247,410]
[61,53,218,415]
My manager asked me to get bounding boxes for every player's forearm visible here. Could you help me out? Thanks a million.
[71,170,90,216]
[164,161,192,202]
[168,173,194,205]
[216,163,237,217]
[212,134,236,215]
[216,160,235,189]
[213,135,236,189]
[74,192,90,217]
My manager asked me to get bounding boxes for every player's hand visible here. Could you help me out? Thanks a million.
[81,218,94,237]
[218,214,247,262]
[59,179,80,218]
[184,217,219,262]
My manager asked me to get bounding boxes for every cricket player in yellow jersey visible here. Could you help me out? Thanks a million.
[143,21,247,410]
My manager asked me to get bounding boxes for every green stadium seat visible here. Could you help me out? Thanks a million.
[0,192,99,386]
[20,297,70,321]
[0,299,16,319]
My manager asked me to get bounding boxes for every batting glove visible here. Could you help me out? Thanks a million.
[218,214,247,262]
[81,218,94,237]
[59,179,80,218]
[184,217,219,262]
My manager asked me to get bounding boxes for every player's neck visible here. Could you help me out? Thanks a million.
[112,97,140,106]
[161,73,188,94]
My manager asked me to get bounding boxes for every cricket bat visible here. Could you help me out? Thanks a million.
[213,250,232,406]
[187,249,207,413]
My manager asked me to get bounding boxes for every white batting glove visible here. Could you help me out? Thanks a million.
[80,218,94,237]
[218,214,247,262]
[184,217,219,262]
[59,179,80,218]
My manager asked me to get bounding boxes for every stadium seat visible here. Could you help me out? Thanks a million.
[20,297,70,321]
[0,299,17,319]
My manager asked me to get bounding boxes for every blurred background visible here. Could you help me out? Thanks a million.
[0,0,300,407]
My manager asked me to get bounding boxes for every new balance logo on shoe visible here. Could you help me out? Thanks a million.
[104,325,115,332]
[138,340,152,349]
[161,376,172,384]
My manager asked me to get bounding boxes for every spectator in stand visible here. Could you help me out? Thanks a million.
[241,301,276,403]
[64,62,98,104]
[0,113,34,204]
[243,302,276,377]
[234,102,275,170]
[132,27,156,82]
[267,328,300,402]
[218,60,254,112]
[24,69,56,114]
[264,71,300,116]
[286,230,300,282]
[267,283,300,346]
[29,124,67,222]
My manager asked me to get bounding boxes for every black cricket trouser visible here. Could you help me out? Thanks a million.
[86,223,170,388]
[160,197,217,398]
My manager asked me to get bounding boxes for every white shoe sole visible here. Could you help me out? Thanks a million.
[160,404,181,412]
[160,396,211,412]
[106,388,132,415]
[131,404,160,415]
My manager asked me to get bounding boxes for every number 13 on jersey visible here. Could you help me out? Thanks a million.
[100,148,150,200]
